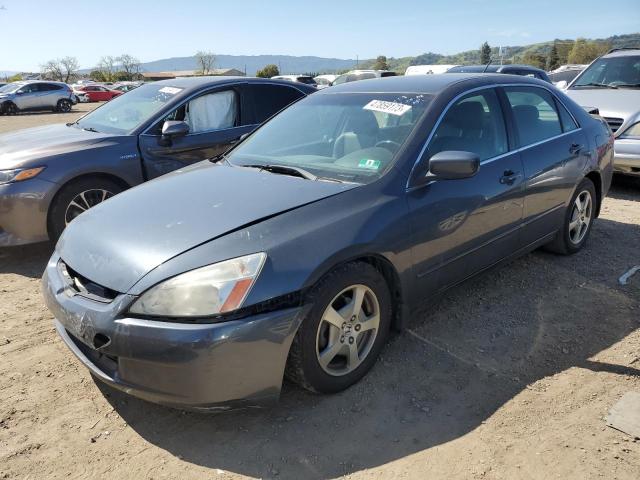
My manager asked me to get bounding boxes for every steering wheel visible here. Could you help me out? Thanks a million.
[375,140,401,152]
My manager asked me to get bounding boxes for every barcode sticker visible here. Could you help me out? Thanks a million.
[363,100,412,116]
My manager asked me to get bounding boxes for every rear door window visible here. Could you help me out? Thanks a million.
[184,90,238,134]
[504,87,563,146]
[428,88,508,161]
[251,84,305,123]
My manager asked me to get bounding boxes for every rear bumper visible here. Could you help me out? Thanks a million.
[42,254,306,411]
[0,178,56,246]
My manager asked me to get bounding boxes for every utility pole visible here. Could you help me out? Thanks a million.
[356,55,359,68]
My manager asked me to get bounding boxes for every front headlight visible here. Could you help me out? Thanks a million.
[619,122,640,139]
[129,252,266,318]
[0,167,46,185]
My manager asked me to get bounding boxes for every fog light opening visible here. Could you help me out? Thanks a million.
[93,333,111,350]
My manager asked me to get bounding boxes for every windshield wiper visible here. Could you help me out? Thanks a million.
[82,127,100,133]
[209,153,228,164]
[243,164,318,181]
[616,83,640,89]
[575,82,618,89]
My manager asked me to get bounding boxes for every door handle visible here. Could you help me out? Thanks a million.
[499,170,519,185]
[569,143,583,155]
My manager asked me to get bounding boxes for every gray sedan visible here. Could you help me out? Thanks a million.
[0,77,314,246]
[43,74,613,411]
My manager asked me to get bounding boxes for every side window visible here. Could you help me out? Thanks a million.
[504,87,563,146]
[555,98,578,132]
[252,84,304,123]
[184,89,238,134]
[428,89,508,161]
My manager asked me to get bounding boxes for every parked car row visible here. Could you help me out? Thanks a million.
[0,70,616,410]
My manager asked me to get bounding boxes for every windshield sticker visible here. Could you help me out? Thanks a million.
[159,86,183,95]
[363,99,412,116]
[358,159,381,170]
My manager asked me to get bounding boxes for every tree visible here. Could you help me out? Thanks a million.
[567,38,610,64]
[195,50,215,75]
[41,56,79,83]
[480,42,492,64]
[116,54,141,80]
[96,56,117,82]
[7,73,22,82]
[89,69,107,82]
[547,43,560,71]
[373,55,388,70]
[522,51,547,69]
[256,64,279,78]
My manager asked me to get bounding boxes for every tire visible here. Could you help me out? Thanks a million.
[2,101,18,115]
[545,178,596,255]
[57,99,72,113]
[48,177,123,241]
[286,261,392,393]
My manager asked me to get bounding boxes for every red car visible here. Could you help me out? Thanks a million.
[76,85,123,102]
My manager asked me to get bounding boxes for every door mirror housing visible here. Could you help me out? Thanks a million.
[554,80,568,90]
[159,120,189,146]
[162,120,189,139]
[427,151,480,180]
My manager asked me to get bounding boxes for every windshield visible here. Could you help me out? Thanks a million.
[226,92,432,184]
[572,55,640,88]
[74,83,184,134]
[296,76,316,85]
[0,82,23,93]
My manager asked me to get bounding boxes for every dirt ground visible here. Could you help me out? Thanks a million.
[0,108,639,480]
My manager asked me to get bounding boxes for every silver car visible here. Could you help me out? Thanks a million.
[0,80,75,115]
[563,48,640,177]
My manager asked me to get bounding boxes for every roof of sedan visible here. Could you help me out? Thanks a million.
[318,73,544,95]
[150,76,316,92]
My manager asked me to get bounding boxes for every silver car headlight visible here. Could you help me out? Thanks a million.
[129,252,266,317]
[0,167,45,185]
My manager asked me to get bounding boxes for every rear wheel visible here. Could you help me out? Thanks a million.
[286,262,392,393]
[57,99,72,113]
[545,178,596,255]
[48,177,123,241]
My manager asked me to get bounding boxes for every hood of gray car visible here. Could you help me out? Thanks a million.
[0,124,110,169]
[57,162,356,293]
[564,88,640,121]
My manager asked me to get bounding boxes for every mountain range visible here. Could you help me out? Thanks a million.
[3,33,638,77]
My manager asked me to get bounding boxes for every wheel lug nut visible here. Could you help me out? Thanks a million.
[349,337,354,344]
[355,324,361,331]
[340,336,345,343]
[351,315,356,322]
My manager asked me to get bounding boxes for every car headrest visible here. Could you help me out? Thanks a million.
[345,109,379,136]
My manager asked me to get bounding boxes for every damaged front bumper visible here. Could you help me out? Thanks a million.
[42,252,306,411]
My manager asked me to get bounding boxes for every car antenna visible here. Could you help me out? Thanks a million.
[483,56,495,73]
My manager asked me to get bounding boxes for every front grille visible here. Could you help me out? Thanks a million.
[58,261,119,302]
[604,117,624,133]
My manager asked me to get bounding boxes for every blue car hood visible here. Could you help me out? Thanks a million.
[57,162,356,292]
[0,124,111,169]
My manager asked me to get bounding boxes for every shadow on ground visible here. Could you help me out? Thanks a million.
[0,242,52,278]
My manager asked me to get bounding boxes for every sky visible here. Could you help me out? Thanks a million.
[0,0,638,71]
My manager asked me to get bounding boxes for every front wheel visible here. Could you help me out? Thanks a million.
[545,178,596,255]
[286,262,392,393]
[2,102,18,115]
[48,177,123,241]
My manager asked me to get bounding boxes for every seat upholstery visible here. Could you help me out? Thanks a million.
[333,109,379,157]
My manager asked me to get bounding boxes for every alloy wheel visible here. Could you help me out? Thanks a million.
[64,189,114,225]
[315,284,380,376]
[59,100,71,112]
[568,190,592,244]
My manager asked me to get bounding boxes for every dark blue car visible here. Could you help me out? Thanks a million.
[43,74,613,410]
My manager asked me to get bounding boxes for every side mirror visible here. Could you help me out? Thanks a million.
[555,80,568,90]
[15,90,25,95]
[161,120,189,138]
[428,151,480,180]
